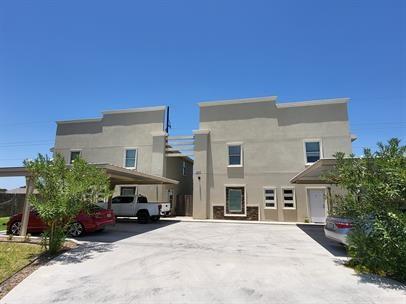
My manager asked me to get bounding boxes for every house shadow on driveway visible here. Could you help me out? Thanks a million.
[296,224,347,257]
[75,218,180,244]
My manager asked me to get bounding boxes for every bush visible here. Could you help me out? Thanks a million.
[25,154,111,255]
[347,212,406,282]
[326,138,406,282]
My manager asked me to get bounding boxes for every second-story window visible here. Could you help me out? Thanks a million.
[304,140,321,164]
[228,144,242,167]
[124,149,137,169]
[182,160,187,176]
[70,150,81,164]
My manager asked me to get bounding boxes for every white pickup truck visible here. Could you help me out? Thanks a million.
[98,195,161,224]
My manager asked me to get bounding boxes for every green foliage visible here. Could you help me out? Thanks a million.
[24,153,112,254]
[325,138,406,282]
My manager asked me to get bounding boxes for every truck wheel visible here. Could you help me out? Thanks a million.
[137,211,150,224]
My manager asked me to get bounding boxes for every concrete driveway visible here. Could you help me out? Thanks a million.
[1,220,405,304]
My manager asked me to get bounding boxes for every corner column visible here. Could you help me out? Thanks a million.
[151,131,168,202]
[193,129,210,219]
[20,176,34,236]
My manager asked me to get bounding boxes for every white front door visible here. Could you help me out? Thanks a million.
[308,189,326,223]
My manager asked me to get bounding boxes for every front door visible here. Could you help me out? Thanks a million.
[308,189,326,223]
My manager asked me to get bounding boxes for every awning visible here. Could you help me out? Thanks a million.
[0,163,179,185]
[290,158,337,184]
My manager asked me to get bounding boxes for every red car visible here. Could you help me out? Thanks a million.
[7,205,115,237]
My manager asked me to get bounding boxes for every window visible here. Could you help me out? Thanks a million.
[120,187,136,196]
[70,151,81,164]
[304,140,321,164]
[282,188,296,209]
[124,149,137,169]
[112,196,134,204]
[228,144,242,166]
[264,187,276,209]
[182,161,186,176]
[225,186,245,215]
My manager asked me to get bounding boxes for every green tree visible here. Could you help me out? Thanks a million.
[24,154,111,254]
[326,138,406,282]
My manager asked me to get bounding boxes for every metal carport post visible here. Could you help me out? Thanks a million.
[0,164,178,236]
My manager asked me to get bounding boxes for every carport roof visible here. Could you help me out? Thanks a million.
[0,163,179,185]
[290,158,337,184]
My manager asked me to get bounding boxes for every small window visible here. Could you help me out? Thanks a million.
[282,188,296,209]
[225,186,245,215]
[304,141,321,164]
[264,188,276,209]
[120,187,136,196]
[182,161,186,176]
[70,151,81,164]
[124,149,137,168]
[228,144,242,166]
[112,196,134,204]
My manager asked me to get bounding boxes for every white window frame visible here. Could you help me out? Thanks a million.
[69,149,82,164]
[120,186,137,196]
[224,184,247,216]
[282,187,296,210]
[227,142,243,168]
[263,187,277,209]
[303,139,323,165]
[123,148,138,169]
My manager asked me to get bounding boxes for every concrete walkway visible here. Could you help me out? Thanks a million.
[1,221,405,304]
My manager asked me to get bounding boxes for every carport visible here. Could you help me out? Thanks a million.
[0,163,178,236]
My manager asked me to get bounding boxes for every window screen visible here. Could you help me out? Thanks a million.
[228,145,242,166]
[305,142,320,163]
[125,149,137,168]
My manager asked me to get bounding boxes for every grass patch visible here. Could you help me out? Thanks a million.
[0,242,44,282]
[0,217,9,231]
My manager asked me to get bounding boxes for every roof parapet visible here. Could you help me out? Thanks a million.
[56,105,167,124]
[276,98,349,108]
[198,96,277,107]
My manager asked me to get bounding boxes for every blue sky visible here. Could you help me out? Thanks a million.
[0,0,405,189]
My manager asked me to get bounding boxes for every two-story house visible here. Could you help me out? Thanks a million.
[53,106,193,210]
[192,96,353,222]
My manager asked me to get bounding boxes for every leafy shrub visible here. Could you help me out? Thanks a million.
[24,154,111,255]
[347,212,406,282]
[326,138,406,282]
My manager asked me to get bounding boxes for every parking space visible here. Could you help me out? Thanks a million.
[2,221,405,304]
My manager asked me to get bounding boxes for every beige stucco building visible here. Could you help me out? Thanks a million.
[53,106,193,210]
[192,96,353,222]
[52,96,353,222]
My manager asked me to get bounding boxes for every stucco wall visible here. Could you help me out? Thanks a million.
[194,97,352,222]
[53,107,191,204]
